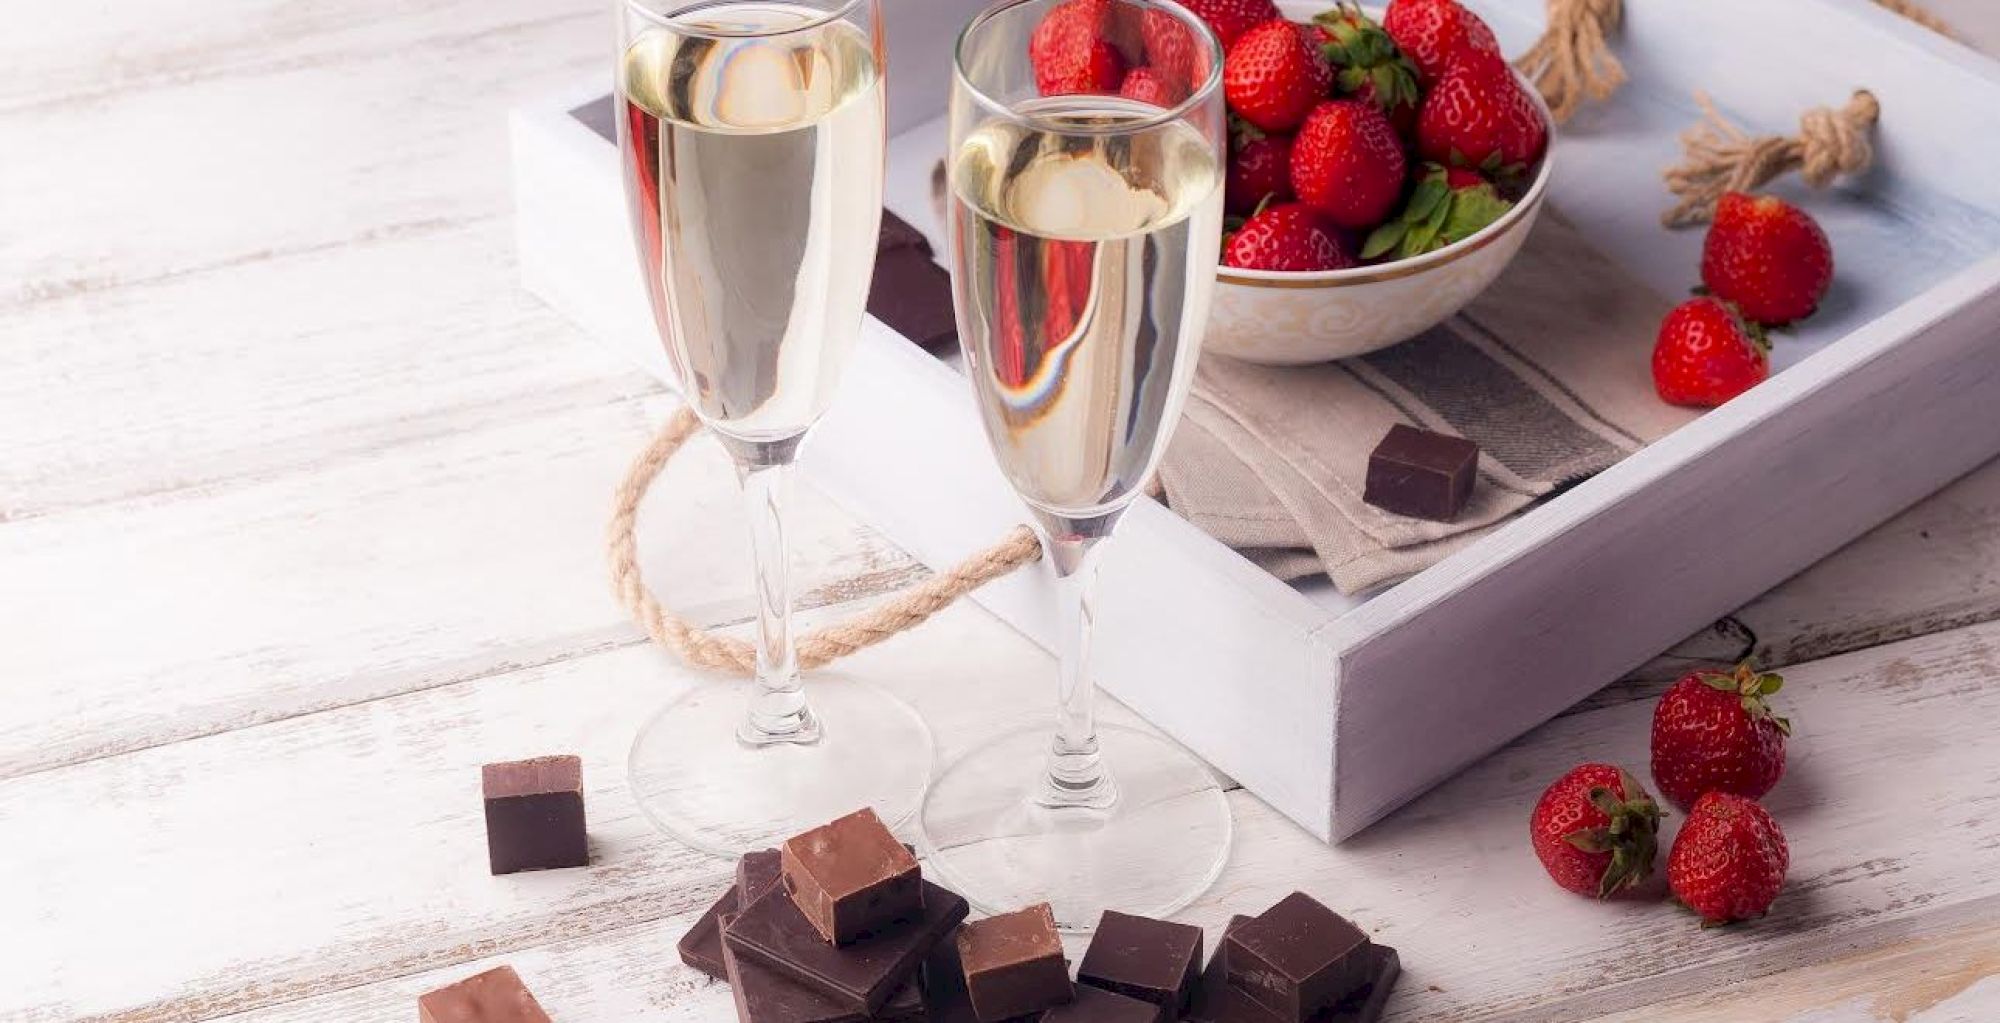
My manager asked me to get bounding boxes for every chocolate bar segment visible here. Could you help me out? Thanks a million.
[1077,909,1202,1017]
[1039,984,1164,1022]
[418,965,552,1023]
[955,903,1073,1022]
[1190,918,1400,1023]
[1362,424,1480,522]
[869,246,958,350]
[921,934,980,1023]
[678,884,739,979]
[481,755,587,875]
[780,808,923,945]
[720,918,927,1022]
[1224,893,1373,1022]
[725,880,968,1014]
[879,211,933,256]
[739,848,786,908]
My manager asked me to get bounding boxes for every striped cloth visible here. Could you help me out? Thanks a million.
[1161,214,1698,594]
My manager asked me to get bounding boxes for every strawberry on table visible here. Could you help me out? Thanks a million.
[1119,66,1187,106]
[1415,48,1547,174]
[1290,99,1407,230]
[1361,162,1512,259]
[1031,0,1127,97]
[1668,791,1789,925]
[1701,191,1835,325]
[1652,296,1770,407]
[1224,202,1357,271]
[1224,19,1334,133]
[1382,0,1500,86]
[1313,3,1421,138]
[1529,764,1663,898]
[1651,661,1792,810]
[1226,129,1294,214]
[1182,0,1282,51]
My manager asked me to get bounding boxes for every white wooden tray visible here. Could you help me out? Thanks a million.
[511,0,2000,841]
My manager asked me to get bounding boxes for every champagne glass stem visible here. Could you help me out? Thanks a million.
[735,456,821,746]
[1038,530,1118,810]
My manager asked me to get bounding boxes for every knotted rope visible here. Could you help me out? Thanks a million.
[607,406,1042,675]
[1872,0,1957,38]
[1514,0,1624,126]
[1660,90,1880,228]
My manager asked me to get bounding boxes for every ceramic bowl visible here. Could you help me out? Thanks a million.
[1204,2,1555,365]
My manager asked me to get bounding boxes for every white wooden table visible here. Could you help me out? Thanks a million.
[4,2,1997,1020]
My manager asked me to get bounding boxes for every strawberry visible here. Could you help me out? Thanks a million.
[1140,7,1204,91]
[1529,764,1663,898]
[1650,661,1792,810]
[1119,66,1187,107]
[1224,202,1356,271]
[1361,162,1512,260]
[1651,297,1770,407]
[1289,99,1407,230]
[1182,0,1281,51]
[1312,4,1421,138]
[1031,0,1127,97]
[1701,191,1835,325]
[1415,48,1547,174]
[1226,130,1294,213]
[1224,19,1333,134]
[1382,0,1500,86]
[1668,791,1789,925]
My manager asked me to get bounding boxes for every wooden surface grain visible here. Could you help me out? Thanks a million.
[2,0,1996,1020]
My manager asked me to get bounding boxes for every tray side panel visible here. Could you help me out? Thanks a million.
[1330,262,2000,840]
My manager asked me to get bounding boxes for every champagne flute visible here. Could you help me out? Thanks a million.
[617,0,932,856]
[920,0,1231,928]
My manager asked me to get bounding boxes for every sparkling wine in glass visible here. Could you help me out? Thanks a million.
[617,0,932,856]
[919,0,1232,929]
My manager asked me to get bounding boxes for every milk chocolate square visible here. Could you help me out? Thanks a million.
[418,965,552,1023]
[780,808,922,945]
[1223,893,1371,1021]
[955,903,1072,1022]
[1362,424,1479,522]
[1077,910,1202,1017]
[481,755,587,875]
[725,880,968,1014]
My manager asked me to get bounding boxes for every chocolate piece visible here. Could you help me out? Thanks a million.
[726,881,969,1014]
[418,965,552,1023]
[921,934,980,1023]
[740,848,786,908]
[870,246,958,349]
[1190,918,1401,1023]
[1223,893,1372,1022]
[1362,424,1479,522]
[721,918,928,1022]
[780,808,923,945]
[955,903,1072,1022]
[879,211,934,256]
[1039,984,1163,1022]
[679,884,740,979]
[1077,910,1202,1017]
[481,755,587,875]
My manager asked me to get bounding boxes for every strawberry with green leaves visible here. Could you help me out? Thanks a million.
[1668,792,1789,925]
[1652,296,1769,407]
[1290,99,1406,229]
[1529,764,1664,898]
[1311,4,1421,137]
[1651,661,1792,810]
[1224,19,1334,133]
[1415,48,1546,176]
[1382,0,1500,86]
[1224,202,1356,271]
[1362,163,1511,260]
[1701,191,1835,325]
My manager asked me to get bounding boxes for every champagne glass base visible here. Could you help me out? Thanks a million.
[628,677,934,857]
[918,723,1231,932]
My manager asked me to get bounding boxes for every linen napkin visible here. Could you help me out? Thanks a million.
[1159,213,1700,594]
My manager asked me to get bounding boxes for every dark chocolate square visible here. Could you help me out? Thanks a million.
[879,210,934,256]
[481,755,587,875]
[1224,893,1372,1021]
[740,848,786,908]
[726,880,968,1014]
[1039,983,1164,1022]
[720,918,927,1022]
[781,808,924,945]
[678,884,739,980]
[1189,918,1400,1023]
[921,934,980,1023]
[870,246,958,350]
[1077,910,1202,1016]
[955,903,1073,1022]
[1362,424,1480,522]
[418,965,552,1023]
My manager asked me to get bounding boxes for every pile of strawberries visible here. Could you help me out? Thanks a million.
[1027,0,1548,272]
[1651,192,1837,407]
[1529,662,1796,925]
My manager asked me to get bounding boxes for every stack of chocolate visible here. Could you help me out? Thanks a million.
[1186,893,1400,1023]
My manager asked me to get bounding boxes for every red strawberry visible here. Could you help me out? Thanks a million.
[1224,203,1356,271]
[1031,0,1127,97]
[1701,191,1835,325]
[1226,131,1294,213]
[1361,162,1512,260]
[1529,764,1663,898]
[1650,661,1791,810]
[1140,8,1206,91]
[1224,19,1333,134]
[1119,66,1187,106]
[1182,0,1281,51]
[1382,0,1500,86]
[1312,4,1421,138]
[1651,297,1769,407]
[1415,48,1547,174]
[1290,99,1406,230]
[1668,791,1789,925]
